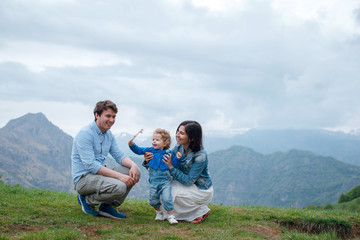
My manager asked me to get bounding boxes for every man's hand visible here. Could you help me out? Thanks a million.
[117,173,135,188]
[97,165,137,188]
[128,139,134,146]
[129,163,140,183]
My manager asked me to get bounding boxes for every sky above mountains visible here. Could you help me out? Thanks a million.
[1,0,360,137]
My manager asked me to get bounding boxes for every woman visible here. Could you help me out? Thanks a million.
[145,120,213,223]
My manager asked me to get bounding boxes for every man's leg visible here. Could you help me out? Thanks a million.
[110,165,135,206]
[76,165,134,206]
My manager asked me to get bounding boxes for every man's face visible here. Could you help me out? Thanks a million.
[95,108,116,133]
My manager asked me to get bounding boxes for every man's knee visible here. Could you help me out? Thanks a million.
[113,165,141,180]
[113,165,130,175]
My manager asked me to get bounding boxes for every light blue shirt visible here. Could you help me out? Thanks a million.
[71,121,126,186]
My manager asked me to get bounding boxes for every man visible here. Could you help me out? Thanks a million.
[71,100,140,219]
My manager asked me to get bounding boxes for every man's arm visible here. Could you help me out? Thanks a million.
[108,134,140,184]
[121,157,140,183]
[97,163,138,188]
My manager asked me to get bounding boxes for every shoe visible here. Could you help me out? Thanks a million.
[77,195,98,216]
[190,210,211,224]
[155,211,165,221]
[98,203,126,219]
[167,214,178,224]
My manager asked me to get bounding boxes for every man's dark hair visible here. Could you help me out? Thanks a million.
[93,100,118,121]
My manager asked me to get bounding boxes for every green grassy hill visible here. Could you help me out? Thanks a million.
[1,180,359,240]
[309,184,360,213]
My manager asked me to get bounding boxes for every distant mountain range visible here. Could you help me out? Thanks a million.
[205,129,360,167]
[1,113,360,208]
[209,146,360,208]
[116,129,360,166]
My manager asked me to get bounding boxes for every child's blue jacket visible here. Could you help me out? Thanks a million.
[129,143,180,171]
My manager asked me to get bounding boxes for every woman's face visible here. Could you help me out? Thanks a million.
[176,125,190,146]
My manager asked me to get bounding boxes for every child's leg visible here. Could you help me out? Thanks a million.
[160,179,177,224]
[160,180,174,213]
[149,172,161,210]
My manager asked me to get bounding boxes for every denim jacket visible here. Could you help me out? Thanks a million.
[169,145,212,190]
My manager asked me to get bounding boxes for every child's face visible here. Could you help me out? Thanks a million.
[152,133,166,150]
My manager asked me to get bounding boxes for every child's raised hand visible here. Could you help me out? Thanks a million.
[176,152,182,159]
[128,139,134,146]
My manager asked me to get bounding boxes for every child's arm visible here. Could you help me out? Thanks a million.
[171,151,182,168]
[176,152,182,159]
[128,142,150,155]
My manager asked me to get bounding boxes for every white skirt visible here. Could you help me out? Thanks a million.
[160,180,214,221]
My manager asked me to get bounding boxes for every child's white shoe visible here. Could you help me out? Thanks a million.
[167,214,178,224]
[155,211,165,220]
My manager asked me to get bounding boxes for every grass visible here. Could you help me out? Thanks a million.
[308,198,360,213]
[0,181,359,240]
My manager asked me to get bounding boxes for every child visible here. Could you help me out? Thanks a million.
[128,128,182,224]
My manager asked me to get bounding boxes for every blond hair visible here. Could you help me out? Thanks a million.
[154,128,171,149]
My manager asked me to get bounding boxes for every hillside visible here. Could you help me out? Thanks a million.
[0,112,73,192]
[1,112,360,209]
[1,180,359,240]
[209,146,360,208]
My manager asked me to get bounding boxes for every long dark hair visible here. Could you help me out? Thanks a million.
[177,120,203,152]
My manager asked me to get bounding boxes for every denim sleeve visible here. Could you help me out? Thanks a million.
[75,131,102,174]
[109,136,126,165]
[170,152,207,185]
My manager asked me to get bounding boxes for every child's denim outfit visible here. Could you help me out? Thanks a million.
[129,143,180,211]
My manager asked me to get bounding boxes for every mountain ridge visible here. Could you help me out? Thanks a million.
[0,112,73,192]
[209,145,360,207]
[1,112,359,208]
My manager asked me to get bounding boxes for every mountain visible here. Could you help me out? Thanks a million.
[115,128,360,166]
[209,145,360,208]
[0,113,73,192]
[1,113,360,208]
[204,128,360,166]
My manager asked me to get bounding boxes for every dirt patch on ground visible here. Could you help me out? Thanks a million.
[349,223,360,240]
[3,224,44,237]
[241,225,282,239]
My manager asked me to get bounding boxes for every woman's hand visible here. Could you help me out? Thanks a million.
[162,153,173,169]
[144,152,154,163]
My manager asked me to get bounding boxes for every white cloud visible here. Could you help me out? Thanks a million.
[0,41,132,72]
[0,0,360,135]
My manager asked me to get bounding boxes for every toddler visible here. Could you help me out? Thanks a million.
[128,128,181,224]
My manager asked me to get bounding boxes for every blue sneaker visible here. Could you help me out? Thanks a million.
[99,203,126,219]
[77,194,98,216]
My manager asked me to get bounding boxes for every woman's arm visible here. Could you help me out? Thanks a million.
[163,152,207,185]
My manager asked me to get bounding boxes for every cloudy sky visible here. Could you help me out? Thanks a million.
[1,0,360,137]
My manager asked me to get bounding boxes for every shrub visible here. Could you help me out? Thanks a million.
[338,185,360,203]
